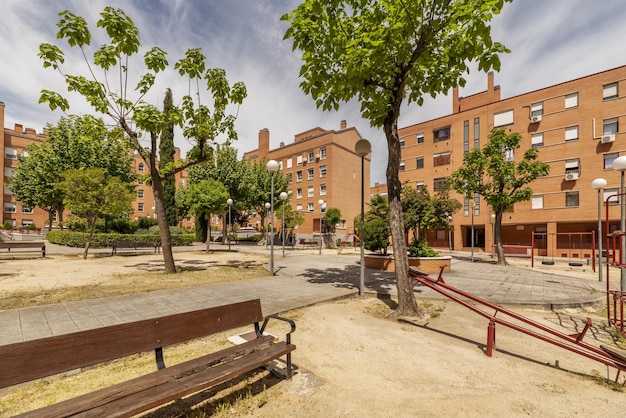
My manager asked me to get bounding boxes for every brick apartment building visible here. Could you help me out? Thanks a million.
[1,101,190,230]
[398,65,626,259]
[244,121,371,240]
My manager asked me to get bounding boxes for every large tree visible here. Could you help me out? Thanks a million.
[283,0,511,316]
[9,115,135,229]
[402,183,461,239]
[159,88,177,226]
[38,7,246,273]
[448,128,550,264]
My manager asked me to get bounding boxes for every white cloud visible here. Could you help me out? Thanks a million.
[1,1,626,185]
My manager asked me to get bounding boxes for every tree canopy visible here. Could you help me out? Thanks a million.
[39,7,246,273]
[448,128,550,264]
[283,0,512,316]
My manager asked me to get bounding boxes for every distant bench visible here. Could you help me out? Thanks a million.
[0,299,296,417]
[299,238,318,248]
[111,241,161,255]
[0,241,46,258]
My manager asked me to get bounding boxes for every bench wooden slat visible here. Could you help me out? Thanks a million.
[15,335,280,418]
[0,300,263,388]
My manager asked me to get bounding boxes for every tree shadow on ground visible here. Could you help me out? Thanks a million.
[300,264,398,295]
[122,258,263,273]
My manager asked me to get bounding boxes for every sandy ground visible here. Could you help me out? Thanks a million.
[1,252,625,417]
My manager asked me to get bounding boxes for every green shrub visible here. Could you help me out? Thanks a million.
[364,218,390,254]
[237,234,263,242]
[148,225,160,234]
[3,222,13,230]
[46,231,195,248]
[408,238,440,257]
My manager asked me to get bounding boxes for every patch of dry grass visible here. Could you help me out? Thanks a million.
[0,265,266,310]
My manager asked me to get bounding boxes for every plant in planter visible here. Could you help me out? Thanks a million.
[408,238,439,258]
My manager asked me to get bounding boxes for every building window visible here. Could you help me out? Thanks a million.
[565,158,579,175]
[297,155,303,165]
[463,120,469,153]
[287,158,293,169]
[605,153,618,169]
[603,82,618,100]
[566,191,579,207]
[320,183,327,196]
[565,92,578,108]
[4,147,17,159]
[494,109,514,127]
[336,220,346,229]
[433,152,451,167]
[296,204,303,211]
[308,168,314,180]
[138,203,144,212]
[433,177,447,191]
[416,180,424,188]
[287,173,292,183]
[531,195,543,209]
[307,203,314,212]
[473,193,480,215]
[296,171,303,182]
[463,197,469,216]
[605,188,619,205]
[320,147,327,160]
[416,133,424,144]
[565,125,579,142]
[434,126,450,142]
[307,185,314,197]
[320,165,327,178]
[296,188,302,199]
[504,149,514,162]
[416,156,424,169]
[138,189,144,199]
[604,117,619,135]
[531,102,543,118]
[531,133,544,148]
[4,202,16,213]
[399,137,405,148]
[399,160,405,171]
[4,167,14,177]
[308,151,315,163]
[138,162,144,172]
[474,118,480,149]
[21,206,34,214]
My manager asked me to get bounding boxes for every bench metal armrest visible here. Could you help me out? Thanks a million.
[259,314,296,345]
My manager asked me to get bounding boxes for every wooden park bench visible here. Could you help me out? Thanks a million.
[0,299,296,417]
[0,241,46,258]
[299,238,318,248]
[111,241,161,255]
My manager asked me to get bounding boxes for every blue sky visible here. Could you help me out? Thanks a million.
[2,0,626,185]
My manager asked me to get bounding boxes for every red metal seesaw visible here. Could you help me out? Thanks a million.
[409,266,626,384]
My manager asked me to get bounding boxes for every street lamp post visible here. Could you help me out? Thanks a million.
[592,178,607,283]
[470,198,476,262]
[318,199,325,255]
[490,214,496,259]
[226,198,233,252]
[267,160,279,276]
[280,191,288,257]
[613,156,626,291]
[355,139,371,297]
[264,202,270,250]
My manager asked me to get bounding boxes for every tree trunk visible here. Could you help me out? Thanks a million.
[152,173,177,273]
[494,211,507,265]
[384,118,421,317]
[84,219,95,260]
[206,213,212,252]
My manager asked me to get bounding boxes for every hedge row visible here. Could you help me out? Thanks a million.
[46,231,196,248]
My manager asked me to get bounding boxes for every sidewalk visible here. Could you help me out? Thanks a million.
[0,244,617,345]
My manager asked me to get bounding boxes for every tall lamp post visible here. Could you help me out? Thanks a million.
[280,191,288,257]
[355,139,371,297]
[267,160,279,276]
[470,198,476,262]
[226,198,233,252]
[264,202,270,250]
[318,199,326,255]
[592,178,607,283]
[613,155,626,291]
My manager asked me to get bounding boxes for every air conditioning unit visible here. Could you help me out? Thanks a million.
[565,172,579,181]
[531,115,542,123]
[601,134,616,143]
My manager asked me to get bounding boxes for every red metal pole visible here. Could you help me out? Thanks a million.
[487,320,495,357]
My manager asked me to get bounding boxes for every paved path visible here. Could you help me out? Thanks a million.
[0,245,616,345]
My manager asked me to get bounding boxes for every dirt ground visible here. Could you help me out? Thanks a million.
[1,252,625,417]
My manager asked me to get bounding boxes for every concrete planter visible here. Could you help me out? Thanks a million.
[364,254,451,274]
